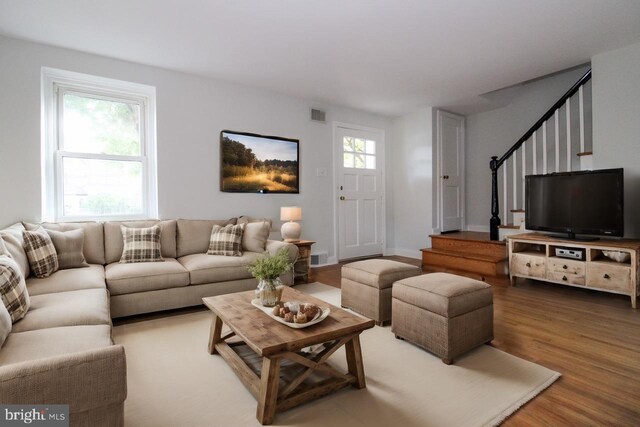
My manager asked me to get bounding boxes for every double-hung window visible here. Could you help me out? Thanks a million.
[42,68,157,221]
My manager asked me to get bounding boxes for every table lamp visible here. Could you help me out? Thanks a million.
[280,207,302,242]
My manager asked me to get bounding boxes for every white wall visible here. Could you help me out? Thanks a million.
[464,65,591,230]
[391,107,434,257]
[0,36,394,261]
[592,41,640,238]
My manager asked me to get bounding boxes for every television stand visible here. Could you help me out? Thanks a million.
[507,233,639,308]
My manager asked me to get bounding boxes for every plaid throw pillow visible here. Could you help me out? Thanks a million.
[120,225,164,263]
[0,255,30,322]
[23,228,59,278]
[207,224,244,257]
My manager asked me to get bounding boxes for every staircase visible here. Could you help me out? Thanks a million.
[489,69,593,241]
[421,232,508,281]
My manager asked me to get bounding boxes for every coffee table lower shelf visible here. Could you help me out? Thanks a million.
[208,315,367,425]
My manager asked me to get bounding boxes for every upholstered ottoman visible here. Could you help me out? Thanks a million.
[341,259,421,325]
[391,273,493,364]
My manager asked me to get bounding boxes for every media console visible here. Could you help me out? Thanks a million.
[507,233,639,308]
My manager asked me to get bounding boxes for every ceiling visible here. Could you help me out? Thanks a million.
[1,0,640,116]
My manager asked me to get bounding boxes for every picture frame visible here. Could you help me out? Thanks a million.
[220,130,300,193]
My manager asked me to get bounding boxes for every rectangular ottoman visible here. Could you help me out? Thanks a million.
[392,272,493,364]
[341,259,421,326]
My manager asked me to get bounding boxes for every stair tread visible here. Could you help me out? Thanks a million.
[429,231,506,246]
[577,151,593,157]
[499,224,521,229]
[421,247,508,263]
[510,209,526,213]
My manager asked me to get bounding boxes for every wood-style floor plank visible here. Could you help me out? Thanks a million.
[310,255,640,426]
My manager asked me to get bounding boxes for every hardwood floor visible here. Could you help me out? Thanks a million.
[310,256,640,426]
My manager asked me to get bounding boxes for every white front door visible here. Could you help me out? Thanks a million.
[335,125,384,260]
[438,110,465,232]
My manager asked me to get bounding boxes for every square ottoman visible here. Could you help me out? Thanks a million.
[392,272,493,364]
[341,259,421,326]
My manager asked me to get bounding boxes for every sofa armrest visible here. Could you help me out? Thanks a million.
[0,345,127,414]
[265,240,299,263]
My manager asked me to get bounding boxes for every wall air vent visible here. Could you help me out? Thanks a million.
[310,108,326,123]
[310,251,328,266]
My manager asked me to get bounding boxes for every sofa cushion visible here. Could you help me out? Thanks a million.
[104,220,177,263]
[105,258,189,295]
[238,216,273,229]
[242,221,270,253]
[176,218,237,257]
[0,255,30,322]
[23,227,59,278]
[26,264,106,296]
[0,223,30,278]
[35,221,105,265]
[0,325,112,366]
[178,252,261,285]
[119,225,163,263]
[11,289,110,333]
[0,301,11,348]
[207,224,244,257]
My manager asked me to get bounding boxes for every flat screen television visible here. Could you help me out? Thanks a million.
[525,168,624,239]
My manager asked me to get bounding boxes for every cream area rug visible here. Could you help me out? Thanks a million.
[114,283,559,427]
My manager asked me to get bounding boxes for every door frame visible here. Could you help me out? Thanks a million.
[332,122,386,262]
[436,110,466,232]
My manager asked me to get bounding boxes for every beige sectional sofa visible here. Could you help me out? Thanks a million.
[0,217,298,426]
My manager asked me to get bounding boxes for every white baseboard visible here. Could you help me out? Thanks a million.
[466,224,490,232]
[385,247,422,260]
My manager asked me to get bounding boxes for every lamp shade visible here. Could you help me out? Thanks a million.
[280,206,302,221]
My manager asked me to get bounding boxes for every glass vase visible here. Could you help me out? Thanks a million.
[256,278,283,307]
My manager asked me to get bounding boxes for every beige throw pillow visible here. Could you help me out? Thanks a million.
[23,228,59,278]
[0,301,11,348]
[120,225,164,263]
[242,221,270,253]
[0,255,30,323]
[0,224,30,279]
[44,228,89,269]
[207,224,244,257]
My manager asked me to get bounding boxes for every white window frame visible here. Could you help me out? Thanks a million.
[41,67,158,221]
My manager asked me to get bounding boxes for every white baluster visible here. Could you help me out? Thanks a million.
[503,165,508,225]
[542,121,548,174]
[566,99,571,171]
[532,131,538,174]
[579,85,585,153]
[554,110,560,172]
[522,144,526,207]
[512,153,517,211]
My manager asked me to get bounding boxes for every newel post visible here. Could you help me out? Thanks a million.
[489,156,500,241]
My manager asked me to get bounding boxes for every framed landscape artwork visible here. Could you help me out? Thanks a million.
[220,130,299,193]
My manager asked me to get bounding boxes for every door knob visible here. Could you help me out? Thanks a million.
[442,175,449,180]
[339,196,345,201]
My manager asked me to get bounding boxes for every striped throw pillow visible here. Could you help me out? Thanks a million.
[120,225,164,263]
[0,255,30,322]
[207,224,244,257]
[23,228,59,278]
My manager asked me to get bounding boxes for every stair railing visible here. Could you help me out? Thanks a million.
[489,69,592,240]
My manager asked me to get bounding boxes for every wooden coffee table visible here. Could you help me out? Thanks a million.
[203,287,375,425]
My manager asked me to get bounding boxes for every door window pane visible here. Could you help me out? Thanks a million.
[354,138,365,153]
[343,137,354,152]
[365,155,376,169]
[343,153,354,168]
[354,154,365,168]
[63,93,141,156]
[366,140,376,154]
[62,157,143,216]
